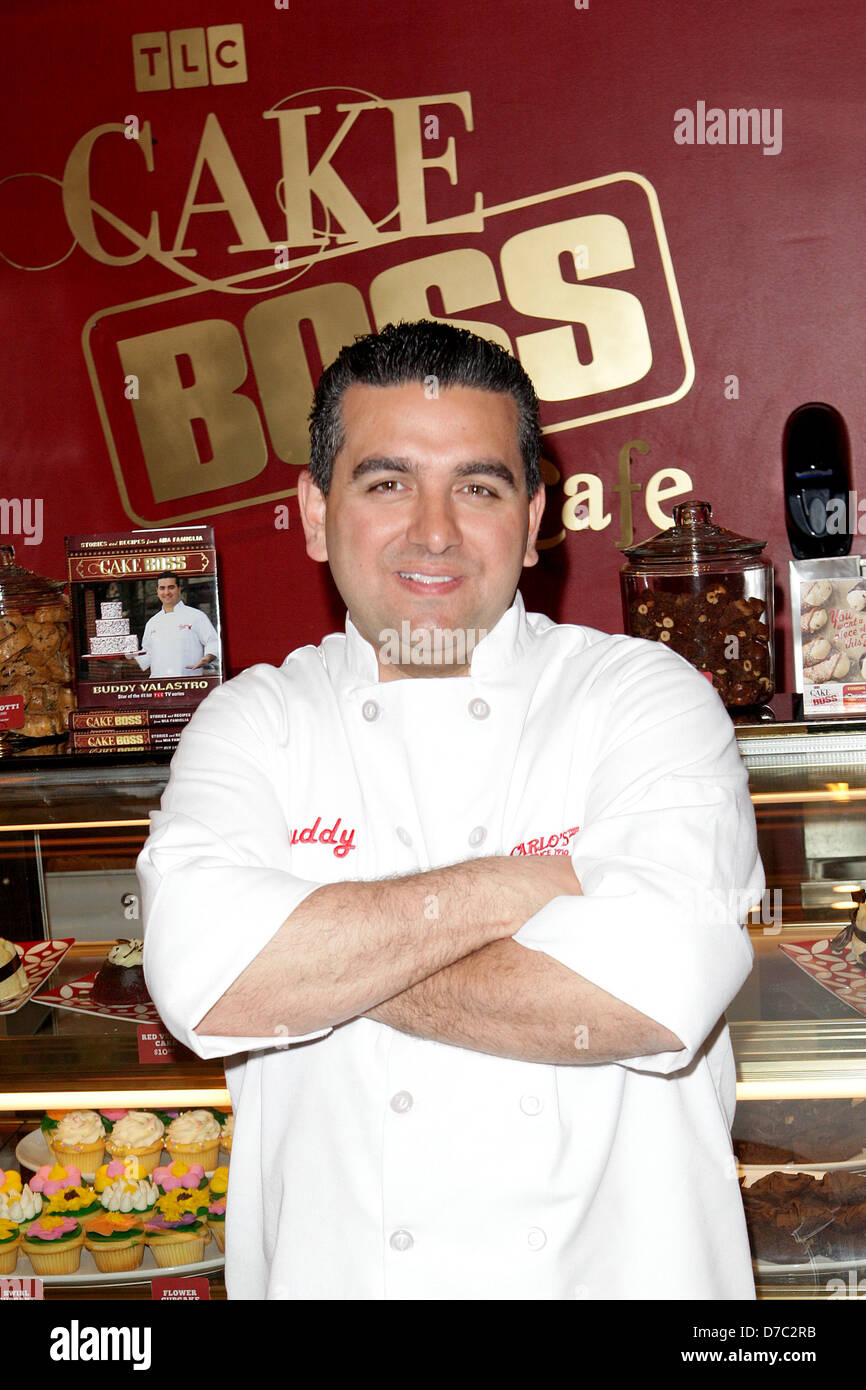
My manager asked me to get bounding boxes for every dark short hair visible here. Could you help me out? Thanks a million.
[156,572,181,585]
[308,320,542,496]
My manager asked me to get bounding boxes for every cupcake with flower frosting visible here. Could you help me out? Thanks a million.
[165,1109,221,1171]
[95,1161,158,1220]
[145,1188,210,1267]
[153,1160,208,1194]
[84,1211,146,1272]
[31,1164,99,1223]
[104,1110,165,1175]
[49,1110,106,1172]
[43,1182,101,1224]
[30,1163,82,1197]
[207,1167,228,1252]
[0,1169,42,1231]
[0,1218,20,1274]
[21,1214,85,1274]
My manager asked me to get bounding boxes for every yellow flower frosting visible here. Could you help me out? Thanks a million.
[209,1167,229,1196]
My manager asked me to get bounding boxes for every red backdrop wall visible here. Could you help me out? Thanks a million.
[3,0,864,691]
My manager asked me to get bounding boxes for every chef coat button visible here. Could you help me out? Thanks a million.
[396,826,413,847]
[468,825,487,848]
[390,1090,413,1113]
[527,1227,547,1251]
[520,1095,543,1116]
[362,699,381,722]
[389,1229,414,1252]
[468,698,490,720]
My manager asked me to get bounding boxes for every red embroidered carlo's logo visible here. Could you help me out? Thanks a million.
[510,825,579,857]
[290,815,356,858]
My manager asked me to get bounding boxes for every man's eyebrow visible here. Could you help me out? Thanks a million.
[351,457,519,489]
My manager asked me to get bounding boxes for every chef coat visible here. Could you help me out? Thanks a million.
[135,600,219,678]
[139,593,764,1300]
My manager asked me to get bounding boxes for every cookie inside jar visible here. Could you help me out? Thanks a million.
[0,546,76,744]
[620,500,775,709]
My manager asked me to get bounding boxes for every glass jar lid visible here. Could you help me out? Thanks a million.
[622,500,767,564]
[0,545,68,615]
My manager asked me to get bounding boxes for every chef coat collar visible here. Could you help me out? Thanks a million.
[343,591,533,686]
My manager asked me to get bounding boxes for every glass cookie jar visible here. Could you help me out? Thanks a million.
[0,545,76,744]
[620,500,774,708]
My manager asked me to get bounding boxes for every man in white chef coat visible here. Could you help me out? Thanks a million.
[134,572,220,679]
[139,320,764,1301]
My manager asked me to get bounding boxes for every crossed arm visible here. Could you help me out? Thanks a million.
[195,853,684,1064]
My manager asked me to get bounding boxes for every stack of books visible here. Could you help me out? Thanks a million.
[67,706,196,753]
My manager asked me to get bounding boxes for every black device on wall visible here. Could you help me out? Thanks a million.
[783,402,853,559]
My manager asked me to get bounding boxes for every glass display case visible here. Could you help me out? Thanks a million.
[0,753,227,1300]
[733,702,866,1299]
[3,713,866,1300]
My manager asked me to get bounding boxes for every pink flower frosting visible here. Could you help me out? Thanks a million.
[31,1165,82,1195]
[154,1161,205,1191]
[99,1109,128,1122]
[208,1198,226,1216]
[26,1215,78,1241]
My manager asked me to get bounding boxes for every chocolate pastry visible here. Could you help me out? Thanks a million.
[747,1170,819,1202]
[91,939,150,1006]
[744,1199,833,1263]
[814,1171,866,1208]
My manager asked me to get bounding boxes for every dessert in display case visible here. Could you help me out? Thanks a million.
[0,754,230,1299]
[3,706,866,1300]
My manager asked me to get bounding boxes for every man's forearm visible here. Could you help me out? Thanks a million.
[364,938,684,1064]
[195,854,580,1038]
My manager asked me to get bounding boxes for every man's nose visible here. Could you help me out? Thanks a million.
[405,491,461,552]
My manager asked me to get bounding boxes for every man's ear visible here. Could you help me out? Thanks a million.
[522,483,546,570]
[297,471,328,562]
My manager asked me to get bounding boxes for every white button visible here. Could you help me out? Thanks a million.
[520,1095,542,1116]
[390,1091,413,1113]
[527,1227,547,1250]
[468,826,487,848]
[389,1229,414,1251]
[396,826,413,847]
[468,698,490,720]
[362,700,380,722]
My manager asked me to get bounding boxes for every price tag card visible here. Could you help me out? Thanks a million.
[151,1275,211,1300]
[0,1277,43,1299]
[137,1023,183,1063]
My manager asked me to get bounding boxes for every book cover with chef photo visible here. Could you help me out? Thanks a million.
[791,558,866,715]
[65,527,223,717]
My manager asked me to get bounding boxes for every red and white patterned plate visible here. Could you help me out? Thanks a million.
[0,940,74,1015]
[32,970,162,1024]
[780,937,866,1016]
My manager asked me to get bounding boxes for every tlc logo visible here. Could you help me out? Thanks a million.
[132,26,247,92]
